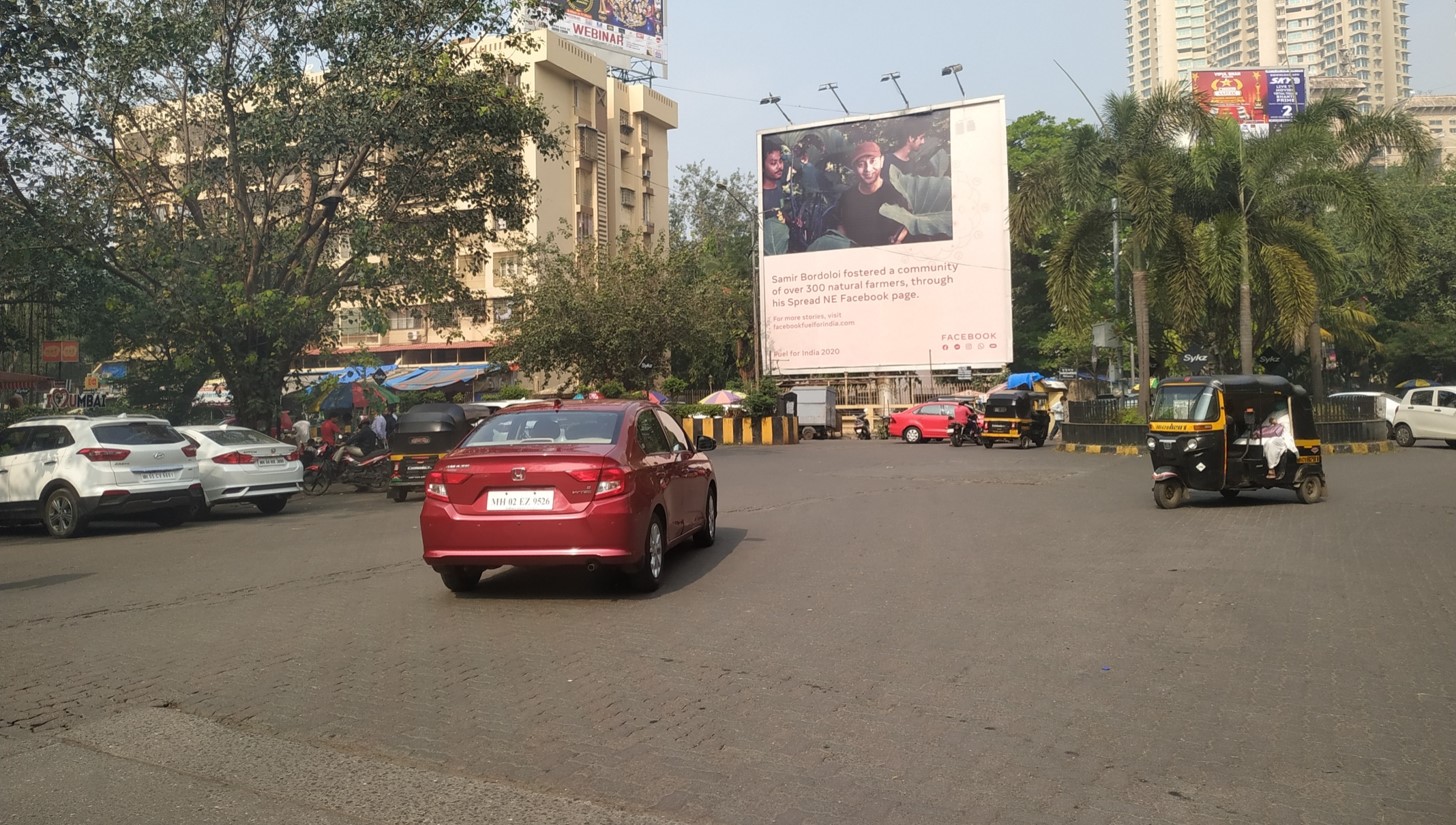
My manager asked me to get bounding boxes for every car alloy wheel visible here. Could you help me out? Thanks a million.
[1393,424,1415,448]
[693,490,717,548]
[902,426,922,444]
[630,517,666,593]
[44,487,84,539]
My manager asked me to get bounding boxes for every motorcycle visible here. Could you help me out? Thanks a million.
[948,416,982,448]
[853,412,872,440]
[302,442,391,495]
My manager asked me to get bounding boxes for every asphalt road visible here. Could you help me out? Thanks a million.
[2,440,1454,824]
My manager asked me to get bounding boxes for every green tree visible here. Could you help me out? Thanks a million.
[1012,87,1214,415]
[1186,97,1434,395]
[0,0,559,428]
[496,234,741,390]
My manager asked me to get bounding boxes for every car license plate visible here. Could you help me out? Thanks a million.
[140,471,179,482]
[257,457,285,467]
[486,489,554,511]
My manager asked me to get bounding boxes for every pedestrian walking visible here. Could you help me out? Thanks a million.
[1049,397,1066,441]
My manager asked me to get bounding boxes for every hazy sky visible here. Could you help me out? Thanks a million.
[649,1,1456,184]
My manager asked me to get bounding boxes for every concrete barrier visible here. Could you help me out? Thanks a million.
[680,415,800,446]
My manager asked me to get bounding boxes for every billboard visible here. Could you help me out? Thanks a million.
[545,0,666,67]
[756,97,1011,375]
[1191,68,1306,138]
[40,340,80,363]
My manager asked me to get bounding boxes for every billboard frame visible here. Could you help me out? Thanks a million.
[754,96,1012,376]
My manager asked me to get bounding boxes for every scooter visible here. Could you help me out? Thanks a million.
[853,412,872,440]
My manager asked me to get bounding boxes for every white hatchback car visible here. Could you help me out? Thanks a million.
[176,425,303,516]
[0,414,202,538]
[1392,386,1456,448]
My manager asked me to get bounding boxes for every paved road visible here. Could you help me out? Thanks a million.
[2,442,1454,824]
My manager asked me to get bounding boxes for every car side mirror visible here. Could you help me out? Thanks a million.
[695,435,717,452]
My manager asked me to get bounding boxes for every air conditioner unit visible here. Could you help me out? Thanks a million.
[406,331,419,342]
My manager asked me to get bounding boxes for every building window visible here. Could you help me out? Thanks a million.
[492,254,521,287]
[492,297,515,323]
[388,308,422,330]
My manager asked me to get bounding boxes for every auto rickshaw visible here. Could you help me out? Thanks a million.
[387,403,470,503]
[1146,374,1325,509]
[980,389,1051,448]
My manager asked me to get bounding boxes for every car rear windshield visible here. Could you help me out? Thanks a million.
[196,428,274,446]
[1151,385,1220,422]
[91,422,184,445]
[461,410,623,446]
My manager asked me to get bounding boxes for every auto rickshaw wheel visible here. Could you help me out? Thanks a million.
[389,488,409,503]
[1219,489,1239,500]
[1018,434,1031,449]
[1296,474,1324,504]
[1153,479,1187,510]
[982,439,994,449]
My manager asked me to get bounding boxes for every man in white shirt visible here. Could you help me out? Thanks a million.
[370,410,389,443]
[291,415,310,446]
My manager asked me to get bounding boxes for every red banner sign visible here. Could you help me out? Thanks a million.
[41,340,80,363]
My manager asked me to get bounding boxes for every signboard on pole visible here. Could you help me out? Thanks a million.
[41,340,80,363]
[756,97,1012,375]
[1191,67,1306,138]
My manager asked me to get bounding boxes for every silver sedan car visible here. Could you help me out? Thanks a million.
[176,425,303,516]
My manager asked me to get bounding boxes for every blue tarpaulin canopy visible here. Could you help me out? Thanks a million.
[1006,372,1045,389]
[383,364,496,391]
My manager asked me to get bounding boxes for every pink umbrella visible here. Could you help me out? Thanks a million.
[699,390,743,405]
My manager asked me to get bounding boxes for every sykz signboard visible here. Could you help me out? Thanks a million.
[1191,67,1306,138]
[542,0,666,67]
[756,97,1012,374]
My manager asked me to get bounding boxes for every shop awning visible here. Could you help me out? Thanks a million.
[0,371,52,391]
[384,364,496,391]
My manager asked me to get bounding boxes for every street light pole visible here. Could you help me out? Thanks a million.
[818,82,850,115]
[715,182,763,383]
[760,94,791,124]
[940,63,965,97]
[881,72,909,108]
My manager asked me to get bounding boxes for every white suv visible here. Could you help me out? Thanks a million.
[0,414,202,538]
[1392,386,1456,448]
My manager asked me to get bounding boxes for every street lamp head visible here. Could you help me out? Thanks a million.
[941,64,963,76]
[818,82,837,92]
[881,72,900,82]
[760,95,781,105]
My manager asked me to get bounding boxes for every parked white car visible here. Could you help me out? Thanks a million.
[176,425,303,516]
[1391,386,1456,448]
[0,414,202,538]
[1328,391,1401,437]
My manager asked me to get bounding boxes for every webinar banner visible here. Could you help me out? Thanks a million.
[756,97,1012,374]
[550,0,666,66]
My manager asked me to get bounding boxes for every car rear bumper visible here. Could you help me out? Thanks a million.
[207,482,302,505]
[420,497,641,568]
[81,486,202,518]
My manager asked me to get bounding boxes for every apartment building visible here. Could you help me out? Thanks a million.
[332,30,678,379]
[1128,0,1410,113]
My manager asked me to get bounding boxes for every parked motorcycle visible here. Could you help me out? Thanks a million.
[302,443,391,495]
[948,417,982,448]
[853,411,872,440]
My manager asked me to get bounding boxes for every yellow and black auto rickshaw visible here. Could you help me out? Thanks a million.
[1146,375,1325,508]
[980,389,1051,448]
[387,403,471,503]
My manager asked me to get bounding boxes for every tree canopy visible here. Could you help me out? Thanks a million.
[0,0,560,426]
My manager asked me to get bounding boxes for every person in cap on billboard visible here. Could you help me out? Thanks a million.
[836,138,910,247]
[761,138,786,218]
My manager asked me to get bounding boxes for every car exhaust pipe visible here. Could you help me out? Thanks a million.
[585,562,597,572]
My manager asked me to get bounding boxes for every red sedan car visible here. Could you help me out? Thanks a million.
[420,400,718,594]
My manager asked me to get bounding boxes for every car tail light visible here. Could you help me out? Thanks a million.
[569,466,628,499]
[182,444,198,458]
[425,470,471,501]
[285,449,300,462]
[212,451,256,465]
[79,448,131,462]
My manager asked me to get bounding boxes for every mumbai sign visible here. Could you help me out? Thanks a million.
[756,97,1012,374]
[548,0,666,66]
[1191,67,1306,138]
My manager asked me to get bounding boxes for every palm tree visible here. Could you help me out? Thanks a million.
[1012,86,1213,416]
[1186,96,1435,396]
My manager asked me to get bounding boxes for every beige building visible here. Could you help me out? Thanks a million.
[1128,0,1411,113]
[333,30,678,378]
